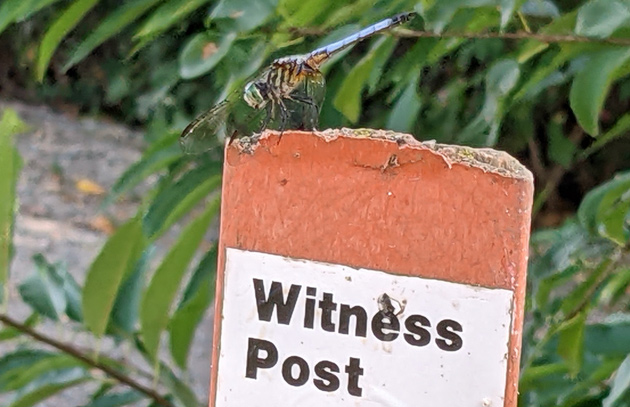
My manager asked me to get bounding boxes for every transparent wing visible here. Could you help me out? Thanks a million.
[285,72,326,131]
[180,91,241,154]
[227,92,272,141]
[180,100,231,154]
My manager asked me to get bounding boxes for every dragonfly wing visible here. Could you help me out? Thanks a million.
[285,72,326,131]
[306,72,326,108]
[228,94,271,137]
[180,100,233,154]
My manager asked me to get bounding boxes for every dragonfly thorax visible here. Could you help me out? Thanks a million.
[243,80,269,110]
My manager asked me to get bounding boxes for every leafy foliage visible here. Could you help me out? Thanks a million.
[0,110,26,306]
[0,0,630,406]
[522,179,630,406]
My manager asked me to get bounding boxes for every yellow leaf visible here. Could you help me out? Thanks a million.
[89,215,115,235]
[76,179,105,195]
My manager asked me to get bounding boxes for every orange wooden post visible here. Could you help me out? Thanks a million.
[210,129,533,406]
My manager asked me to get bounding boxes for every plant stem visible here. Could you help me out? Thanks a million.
[532,125,585,217]
[394,28,630,46]
[287,26,630,46]
[0,313,174,407]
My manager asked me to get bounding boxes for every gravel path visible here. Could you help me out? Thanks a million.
[1,99,213,406]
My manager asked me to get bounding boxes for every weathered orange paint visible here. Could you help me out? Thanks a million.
[210,129,533,407]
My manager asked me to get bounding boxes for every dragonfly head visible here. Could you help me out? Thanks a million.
[243,81,268,110]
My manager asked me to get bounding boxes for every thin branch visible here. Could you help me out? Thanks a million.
[287,26,630,46]
[527,138,547,184]
[395,28,630,46]
[532,125,586,216]
[0,313,174,407]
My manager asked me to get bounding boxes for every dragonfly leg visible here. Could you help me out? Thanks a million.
[292,95,318,110]
[259,103,273,132]
[291,95,320,130]
[277,99,290,144]
[227,128,240,145]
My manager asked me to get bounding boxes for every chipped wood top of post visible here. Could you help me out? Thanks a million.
[232,128,533,182]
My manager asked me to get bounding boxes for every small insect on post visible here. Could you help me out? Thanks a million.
[210,129,533,407]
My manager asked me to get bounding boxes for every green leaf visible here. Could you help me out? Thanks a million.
[169,277,213,368]
[0,0,61,36]
[0,350,53,390]
[9,367,89,407]
[520,0,559,17]
[558,358,623,407]
[140,198,219,359]
[499,0,522,29]
[108,247,153,336]
[210,0,278,33]
[277,0,330,26]
[320,0,373,29]
[534,265,580,312]
[333,57,373,122]
[599,268,630,306]
[486,58,521,97]
[168,245,217,368]
[560,258,609,317]
[557,311,587,376]
[134,0,212,41]
[159,364,200,407]
[0,109,26,306]
[143,161,221,238]
[83,218,145,337]
[179,32,237,79]
[63,0,161,71]
[597,179,630,245]
[519,363,569,393]
[215,37,268,82]
[603,355,630,407]
[18,270,66,321]
[101,132,181,209]
[36,0,99,81]
[149,174,221,239]
[3,354,84,390]
[514,44,585,102]
[11,378,89,407]
[422,0,497,33]
[547,114,576,168]
[575,0,630,38]
[516,40,549,65]
[578,171,630,235]
[569,48,630,137]
[333,37,388,123]
[83,390,144,407]
[366,37,396,94]
[580,113,630,159]
[87,383,115,402]
[388,38,438,93]
[428,37,466,66]
[386,76,422,133]
[30,254,82,322]
[0,314,38,342]
[585,314,630,356]
[459,58,520,146]
[180,244,217,305]
[516,8,576,62]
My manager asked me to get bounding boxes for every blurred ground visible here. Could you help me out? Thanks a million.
[0,99,213,406]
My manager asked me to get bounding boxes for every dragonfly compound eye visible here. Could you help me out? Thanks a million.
[243,81,268,109]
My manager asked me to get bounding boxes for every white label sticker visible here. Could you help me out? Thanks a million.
[215,248,514,407]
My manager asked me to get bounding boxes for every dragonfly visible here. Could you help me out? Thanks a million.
[180,11,416,154]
